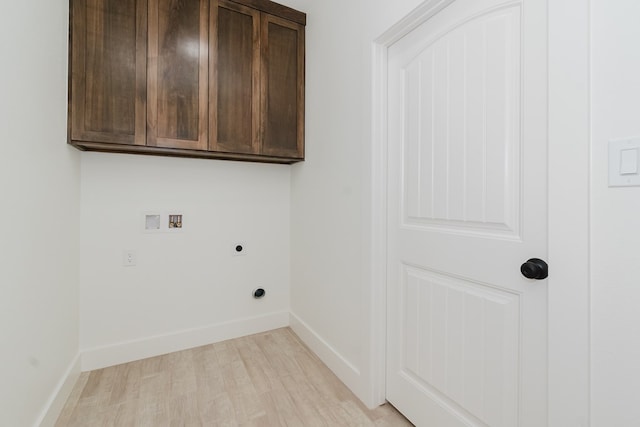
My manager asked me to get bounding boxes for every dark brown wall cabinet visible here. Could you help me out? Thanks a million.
[69,0,305,164]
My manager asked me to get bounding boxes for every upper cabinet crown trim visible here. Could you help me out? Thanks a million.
[228,0,306,25]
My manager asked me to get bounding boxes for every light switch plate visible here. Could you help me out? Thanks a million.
[609,137,640,187]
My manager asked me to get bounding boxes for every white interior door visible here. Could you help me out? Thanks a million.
[386,0,548,426]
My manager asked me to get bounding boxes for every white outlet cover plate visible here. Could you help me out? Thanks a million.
[123,250,137,267]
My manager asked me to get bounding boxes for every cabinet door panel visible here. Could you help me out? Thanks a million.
[70,0,146,145]
[148,0,208,150]
[261,14,304,159]
[211,0,260,154]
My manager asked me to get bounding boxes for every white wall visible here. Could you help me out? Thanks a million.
[6,0,638,424]
[79,154,291,369]
[290,0,424,404]
[590,0,640,424]
[0,0,81,425]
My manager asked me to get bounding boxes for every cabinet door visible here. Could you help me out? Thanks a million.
[147,0,209,150]
[210,0,260,154]
[70,0,147,145]
[260,14,305,159]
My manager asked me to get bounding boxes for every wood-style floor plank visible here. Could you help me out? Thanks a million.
[55,328,413,426]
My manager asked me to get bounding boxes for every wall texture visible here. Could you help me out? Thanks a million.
[3,0,638,424]
[0,0,81,425]
[79,154,291,369]
[289,0,424,404]
[590,0,640,424]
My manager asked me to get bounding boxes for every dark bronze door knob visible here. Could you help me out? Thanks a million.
[521,258,548,280]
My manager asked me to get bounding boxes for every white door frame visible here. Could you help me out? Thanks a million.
[366,0,591,425]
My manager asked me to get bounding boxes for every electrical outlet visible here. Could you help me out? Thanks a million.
[123,250,137,267]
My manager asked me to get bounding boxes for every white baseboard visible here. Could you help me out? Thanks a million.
[36,354,81,427]
[289,312,364,400]
[81,311,290,371]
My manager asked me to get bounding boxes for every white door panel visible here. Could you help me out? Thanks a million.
[386,0,547,426]
[399,4,521,238]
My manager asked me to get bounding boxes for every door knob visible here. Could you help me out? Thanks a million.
[520,258,548,280]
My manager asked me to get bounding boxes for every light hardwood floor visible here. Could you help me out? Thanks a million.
[55,328,413,426]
